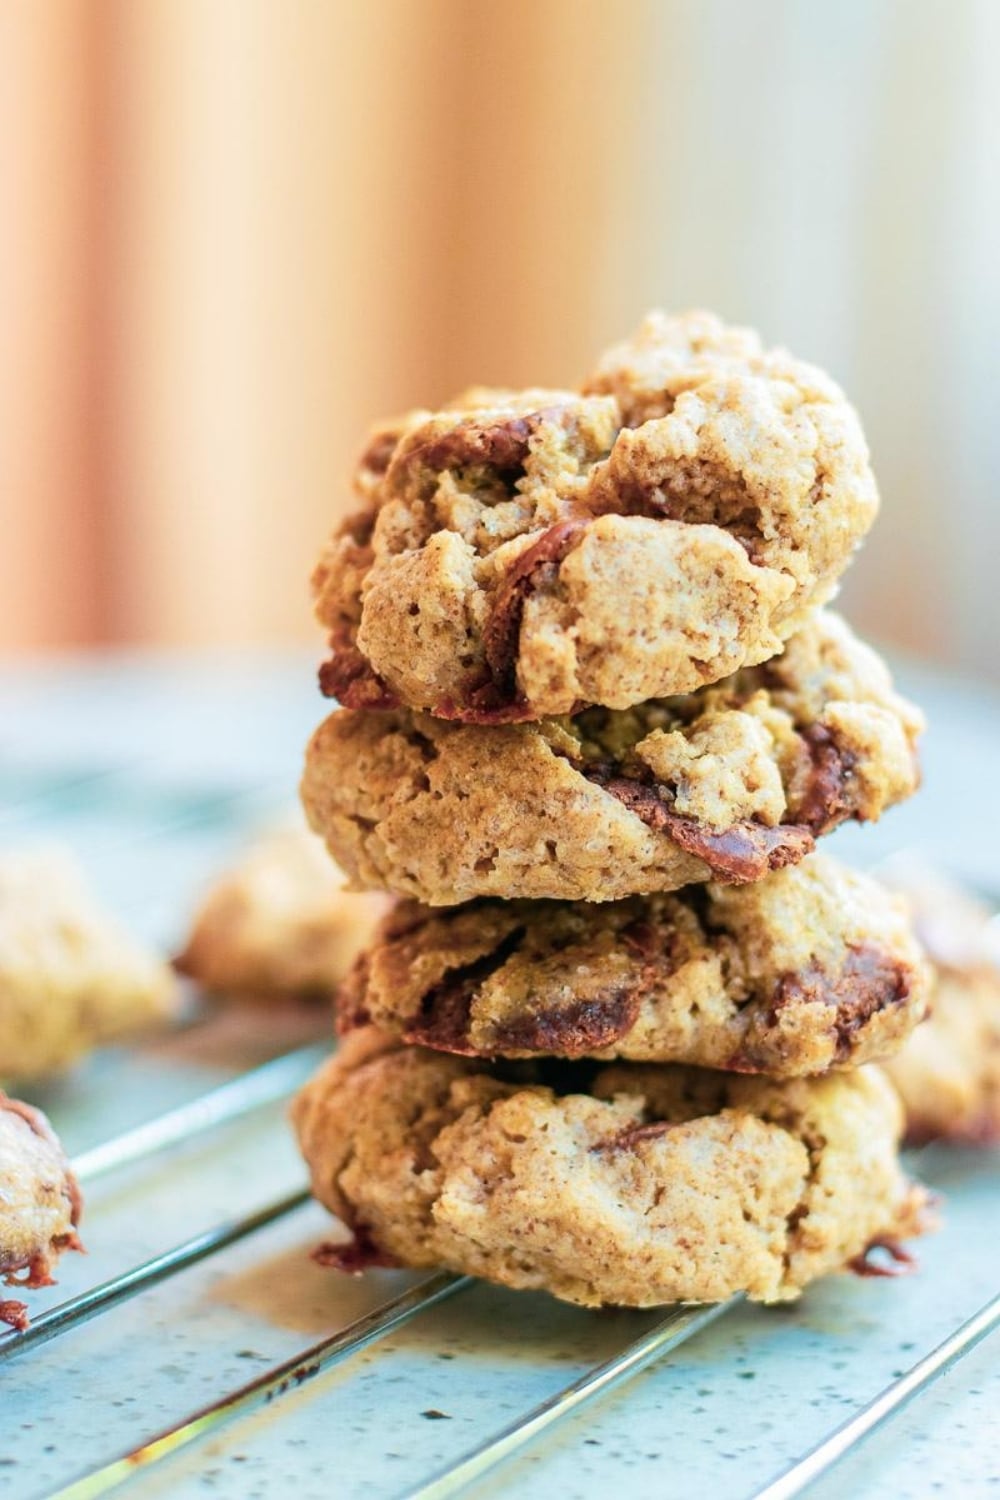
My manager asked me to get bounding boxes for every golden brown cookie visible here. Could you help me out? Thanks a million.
[175,827,390,1002]
[314,311,879,720]
[881,865,1000,1145]
[0,1095,82,1331]
[293,1031,930,1308]
[337,855,930,1077]
[0,849,177,1080]
[302,610,922,905]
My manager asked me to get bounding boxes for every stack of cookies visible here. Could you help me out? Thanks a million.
[293,311,935,1308]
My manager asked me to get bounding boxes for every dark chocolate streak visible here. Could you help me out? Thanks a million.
[771,942,913,1063]
[403,406,571,476]
[482,518,589,693]
[318,647,400,711]
[403,922,653,1059]
[793,724,857,835]
[486,990,642,1057]
[591,774,814,883]
[431,690,544,725]
[403,927,527,1055]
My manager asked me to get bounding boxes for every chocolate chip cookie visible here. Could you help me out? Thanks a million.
[337,855,930,1077]
[315,311,879,720]
[302,610,922,904]
[293,1030,930,1307]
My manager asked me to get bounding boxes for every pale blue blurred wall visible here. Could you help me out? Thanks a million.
[584,0,1000,680]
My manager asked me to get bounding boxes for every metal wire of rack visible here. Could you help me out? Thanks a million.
[3,703,999,1500]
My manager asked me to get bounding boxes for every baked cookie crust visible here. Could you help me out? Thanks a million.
[293,1031,930,1307]
[337,856,931,1077]
[301,610,922,904]
[314,311,879,720]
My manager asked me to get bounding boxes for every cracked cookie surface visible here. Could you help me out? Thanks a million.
[881,866,1000,1145]
[337,855,931,1077]
[301,610,923,904]
[0,1095,82,1330]
[175,827,390,1002]
[293,1030,930,1307]
[314,310,879,720]
[0,849,177,1079]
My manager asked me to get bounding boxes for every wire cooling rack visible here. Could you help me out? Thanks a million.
[2,656,999,1500]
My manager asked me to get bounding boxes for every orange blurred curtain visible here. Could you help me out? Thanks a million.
[0,0,636,651]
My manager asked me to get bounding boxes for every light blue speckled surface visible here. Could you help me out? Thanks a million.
[0,650,997,1499]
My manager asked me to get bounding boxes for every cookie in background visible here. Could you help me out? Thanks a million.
[879,860,1000,1146]
[0,848,177,1081]
[175,825,391,1004]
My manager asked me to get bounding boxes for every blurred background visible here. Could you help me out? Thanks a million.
[2,0,998,678]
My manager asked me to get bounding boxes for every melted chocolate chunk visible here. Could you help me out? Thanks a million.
[334,953,373,1036]
[482,518,589,696]
[313,1229,398,1273]
[771,943,913,1062]
[793,724,857,835]
[432,689,539,725]
[847,1238,917,1279]
[591,775,814,883]
[404,928,527,1055]
[488,988,642,1057]
[0,1300,29,1333]
[318,648,400,711]
[406,406,572,476]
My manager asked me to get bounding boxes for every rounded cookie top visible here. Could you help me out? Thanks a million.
[880,864,1000,1145]
[0,849,178,1080]
[301,610,923,905]
[337,855,931,1077]
[293,1031,930,1308]
[175,826,390,1002]
[0,1095,82,1330]
[314,310,879,720]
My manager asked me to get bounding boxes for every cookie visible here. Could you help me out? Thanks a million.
[293,1031,930,1307]
[0,1095,82,1331]
[175,827,390,1002]
[314,310,879,720]
[337,855,931,1077]
[302,610,922,904]
[0,849,177,1079]
[881,865,1000,1145]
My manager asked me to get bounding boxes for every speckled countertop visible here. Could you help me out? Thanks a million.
[0,648,997,1499]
